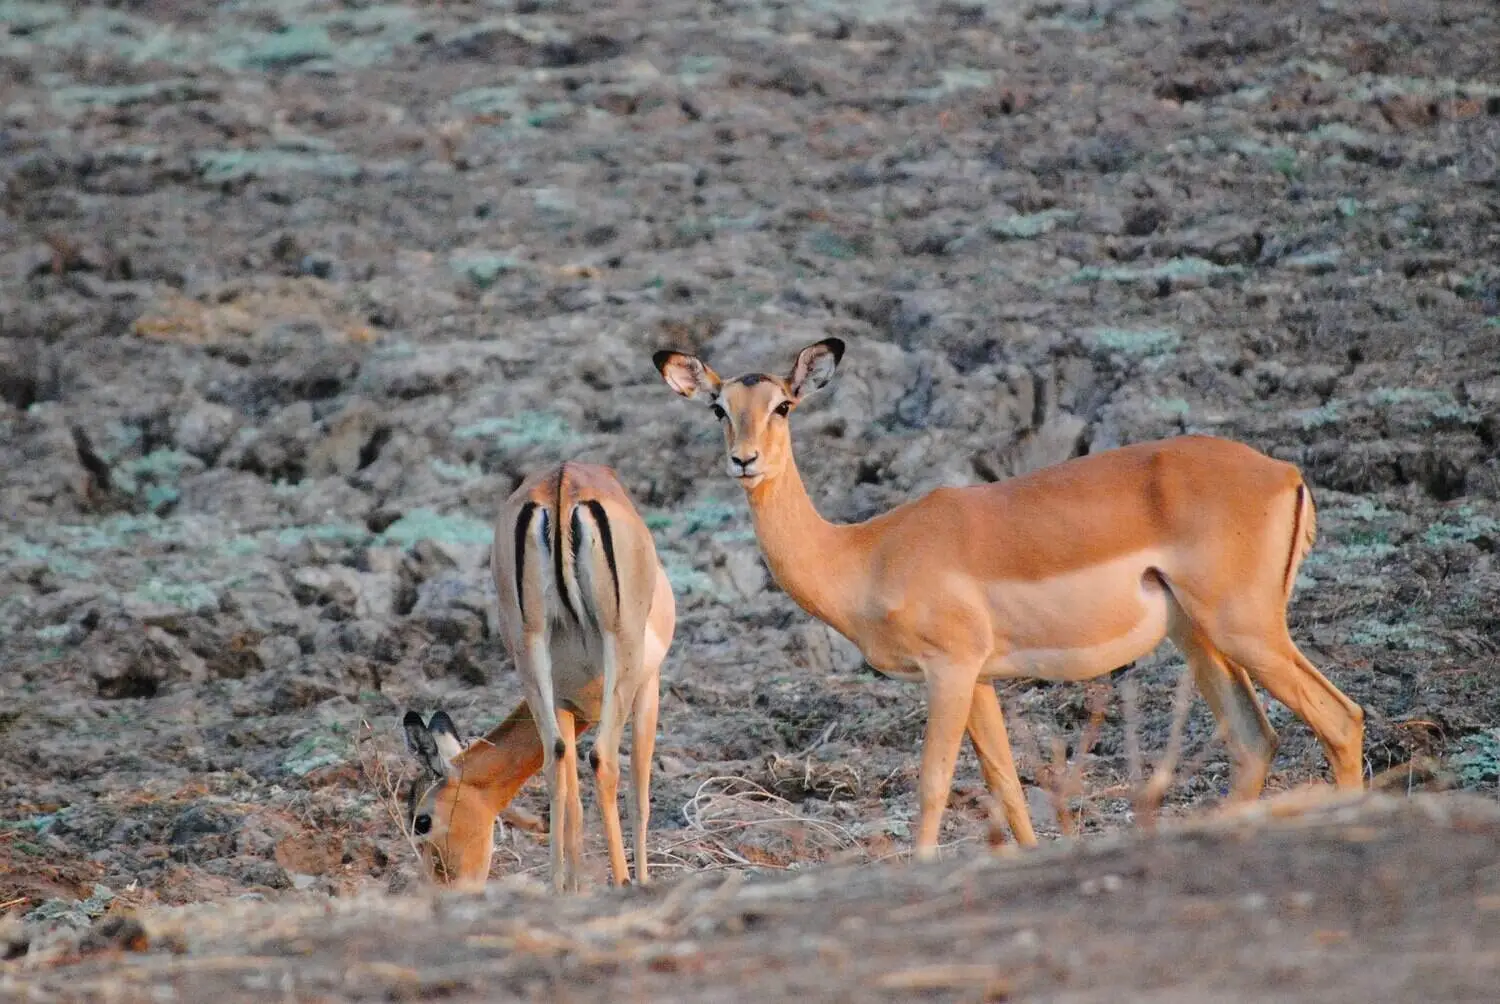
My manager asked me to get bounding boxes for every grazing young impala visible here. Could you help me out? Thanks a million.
[410,461,676,893]
[402,687,596,891]
[654,338,1365,859]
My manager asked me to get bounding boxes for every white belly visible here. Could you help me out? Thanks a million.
[980,551,1172,682]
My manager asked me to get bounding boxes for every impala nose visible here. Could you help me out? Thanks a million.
[730,452,759,475]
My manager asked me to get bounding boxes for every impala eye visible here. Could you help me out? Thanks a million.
[774,400,793,417]
[711,403,727,421]
[413,813,432,836]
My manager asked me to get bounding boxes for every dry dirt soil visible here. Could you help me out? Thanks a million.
[2,0,1498,999]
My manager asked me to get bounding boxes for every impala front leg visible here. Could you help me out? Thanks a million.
[966,682,1037,848]
[914,663,981,861]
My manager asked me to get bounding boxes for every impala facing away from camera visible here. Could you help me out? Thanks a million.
[407,461,674,892]
[654,337,1364,859]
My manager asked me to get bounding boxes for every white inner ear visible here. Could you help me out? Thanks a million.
[664,356,718,402]
[792,348,837,397]
[433,732,463,767]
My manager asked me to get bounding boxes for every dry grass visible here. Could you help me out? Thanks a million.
[352,717,427,872]
[676,776,862,869]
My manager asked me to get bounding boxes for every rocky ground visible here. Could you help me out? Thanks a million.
[2,0,1498,996]
[4,794,1500,1002]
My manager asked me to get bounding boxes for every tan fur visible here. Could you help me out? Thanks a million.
[407,687,598,891]
[498,461,675,892]
[411,462,675,893]
[655,339,1365,861]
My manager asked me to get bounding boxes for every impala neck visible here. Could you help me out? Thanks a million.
[453,704,545,815]
[744,453,863,638]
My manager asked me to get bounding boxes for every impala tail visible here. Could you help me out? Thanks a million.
[509,465,623,636]
[1283,481,1318,599]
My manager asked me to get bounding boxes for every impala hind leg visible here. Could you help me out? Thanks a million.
[1172,625,1279,802]
[1213,631,1365,790]
[591,635,632,886]
[914,667,981,862]
[965,683,1037,848]
[555,708,585,893]
[520,634,571,893]
[628,682,660,885]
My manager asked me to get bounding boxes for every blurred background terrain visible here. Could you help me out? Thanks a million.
[1,0,1497,985]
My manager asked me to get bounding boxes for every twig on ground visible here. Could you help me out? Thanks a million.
[1132,668,1197,832]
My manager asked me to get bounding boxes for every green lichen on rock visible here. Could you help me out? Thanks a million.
[193,149,363,185]
[453,412,577,449]
[1423,506,1500,547]
[1069,257,1243,286]
[131,577,221,614]
[988,209,1077,240]
[449,252,523,288]
[1348,619,1445,653]
[1089,328,1181,357]
[379,509,492,548]
[51,79,219,110]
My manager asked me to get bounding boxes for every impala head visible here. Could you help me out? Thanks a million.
[653,337,844,490]
[401,709,494,890]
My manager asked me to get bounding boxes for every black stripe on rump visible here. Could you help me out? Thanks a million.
[513,501,538,612]
[554,468,578,623]
[580,499,621,618]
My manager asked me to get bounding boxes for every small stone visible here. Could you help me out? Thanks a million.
[169,804,237,845]
[797,622,864,675]
[306,398,380,478]
[172,399,241,462]
[256,634,301,670]
[721,547,767,598]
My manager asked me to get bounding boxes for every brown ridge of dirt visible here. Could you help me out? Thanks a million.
[4,793,1499,1003]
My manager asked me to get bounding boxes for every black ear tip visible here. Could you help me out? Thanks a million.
[651,349,677,372]
[402,710,425,730]
[428,709,458,737]
[822,337,846,362]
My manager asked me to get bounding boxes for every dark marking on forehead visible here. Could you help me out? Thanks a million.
[737,373,771,387]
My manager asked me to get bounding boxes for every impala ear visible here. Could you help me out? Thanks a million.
[402,710,448,777]
[653,349,723,404]
[787,338,844,400]
[427,709,463,764]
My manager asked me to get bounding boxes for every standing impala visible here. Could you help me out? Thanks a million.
[409,461,675,892]
[654,338,1364,859]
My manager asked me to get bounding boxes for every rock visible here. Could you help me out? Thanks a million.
[224,576,306,635]
[1079,204,1127,235]
[411,572,496,633]
[975,412,1088,481]
[87,621,203,699]
[291,566,399,619]
[1281,250,1342,275]
[220,401,316,481]
[174,469,283,526]
[719,545,767,599]
[1123,204,1165,236]
[267,674,341,712]
[797,622,865,676]
[255,634,302,671]
[306,398,381,478]
[362,341,521,399]
[419,609,487,646]
[221,858,291,890]
[169,804,237,845]
[339,619,396,659]
[172,399,241,462]
[1160,218,1261,266]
